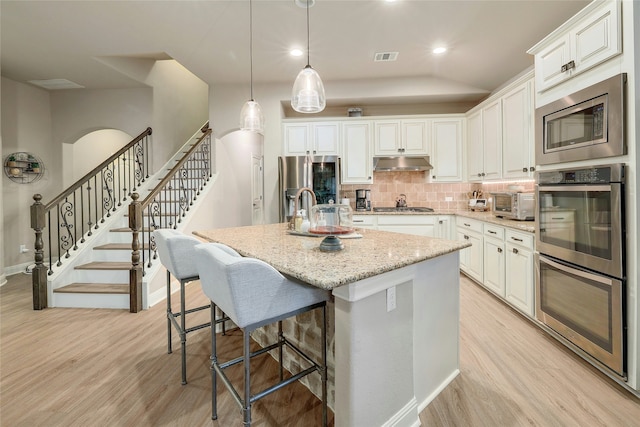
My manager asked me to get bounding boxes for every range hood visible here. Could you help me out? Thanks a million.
[373,156,433,171]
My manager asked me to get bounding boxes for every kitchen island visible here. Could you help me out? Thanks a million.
[194,223,470,427]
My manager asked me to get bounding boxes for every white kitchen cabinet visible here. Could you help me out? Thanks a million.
[377,215,437,237]
[457,219,483,283]
[528,0,621,92]
[352,214,376,230]
[431,118,463,182]
[341,121,373,184]
[466,101,501,182]
[283,121,340,156]
[374,119,429,156]
[435,216,453,240]
[502,78,535,179]
[505,229,535,316]
[483,224,506,297]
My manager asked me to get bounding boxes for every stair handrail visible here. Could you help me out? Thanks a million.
[30,127,152,310]
[128,125,213,312]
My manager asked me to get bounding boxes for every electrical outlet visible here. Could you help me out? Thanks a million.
[20,244,29,253]
[445,196,453,202]
[386,286,396,312]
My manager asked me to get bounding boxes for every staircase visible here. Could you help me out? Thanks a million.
[31,124,214,312]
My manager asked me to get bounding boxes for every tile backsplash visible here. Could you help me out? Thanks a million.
[341,171,534,211]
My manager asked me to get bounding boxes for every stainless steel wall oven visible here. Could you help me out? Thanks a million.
[535,164,626,378]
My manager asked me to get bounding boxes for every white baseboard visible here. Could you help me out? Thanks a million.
[417,368,460,413]
[3,261,34,277]
[382,397,420,427]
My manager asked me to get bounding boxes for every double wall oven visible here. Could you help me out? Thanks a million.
[535,164,626,377]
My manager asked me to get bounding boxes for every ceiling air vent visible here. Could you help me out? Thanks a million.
[374,52,398,62]
[28,79,85,90]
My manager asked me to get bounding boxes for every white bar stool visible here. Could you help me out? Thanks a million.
[153,229,236,385]
[194,243,329,427]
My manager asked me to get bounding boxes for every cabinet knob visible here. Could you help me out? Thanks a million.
[439,220,443,224]
[529,166,536,172]
[464,235,469,240]
[513,248,519,254]
[482,173,486,177]
[432,175,436,179]
[477,173,482,177]
[497,247,503,253]
[523,167,528,172]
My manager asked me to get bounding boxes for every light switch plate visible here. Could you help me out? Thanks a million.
[387,286,396,312]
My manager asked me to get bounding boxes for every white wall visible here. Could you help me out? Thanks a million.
[1,77,60,272]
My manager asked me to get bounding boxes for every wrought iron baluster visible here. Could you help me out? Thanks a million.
[80,185,86,243]
[47,209,53,275]
[93,175,99,230]
[59,197,75,259]
[103,165,115,219]
[73,192,78,251]
[86,182,93,236]
[56,203,62,267]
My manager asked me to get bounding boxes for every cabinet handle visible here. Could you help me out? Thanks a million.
[313,150,317,154]
[529,166,536,172]
[439,220,443,224]
[477,173,482,177]
[522,167,528,172]
[481,172,486,177]
[353,220,364,223]
[464,223,471,227]
[551,217,565,220]
[464,235,470,240]
[488,230,497,234]
[513,248,519,254]
[497,247,503,253]
[432,175,436,179]
[511,237,524,242]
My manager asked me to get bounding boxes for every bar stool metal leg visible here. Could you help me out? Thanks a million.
[166,270,172,355]
[243,331,252,427]
[180,278,187,385]
[211,304,219,421]
[321,304,328,427]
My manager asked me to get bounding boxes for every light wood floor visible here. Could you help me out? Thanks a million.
[1,272,638,426]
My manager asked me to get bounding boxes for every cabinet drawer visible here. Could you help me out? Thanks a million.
[457,218,483,233]
[540,210,575,223]
[352,215,376,226]
[483,224,505,240]
[378,215,436,226]
[505,229,534,249]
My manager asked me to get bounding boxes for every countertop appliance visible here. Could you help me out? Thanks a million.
[490,192,534,221]
[535,163,626,378]
[278,156,339,222]
[355,189,371,212]
[535,73,626,165]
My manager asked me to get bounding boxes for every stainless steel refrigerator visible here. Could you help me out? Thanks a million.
[278,156,340,222]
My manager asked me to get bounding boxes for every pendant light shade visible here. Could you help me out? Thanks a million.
[240,0,264,132]
[291,0,325,113]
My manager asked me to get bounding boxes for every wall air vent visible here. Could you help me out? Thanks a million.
[374,52,398,62]
[28,79,85,90]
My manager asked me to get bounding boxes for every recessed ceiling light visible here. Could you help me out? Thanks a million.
[295,0,315,8]
[290,48,304,57]
[432,47,447,55]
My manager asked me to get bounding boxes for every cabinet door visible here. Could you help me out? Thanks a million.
[482,100,502,180]
[466,110,483,181]
[374,120,401,155]
[534,36,570,92]
[432,118,463,182]
[378,224,435,237]
[313,122,340,155]
[402,119,429,155]
[283,123,310,156]
[435,216,451,240]
[342,121,373,184]
[502,80,534,179]
[572,1,621,75]
[457,228,470,271]
[483,237,505,297]
[458,229,482,282]
[505,244,534,316]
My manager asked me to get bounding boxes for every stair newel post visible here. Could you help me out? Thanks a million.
[31,194,47,310]
[129,192,143,313]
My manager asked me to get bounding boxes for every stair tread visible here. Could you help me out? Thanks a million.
[55,283,129,294]
[94,243,148,250]
[75,261,132,270]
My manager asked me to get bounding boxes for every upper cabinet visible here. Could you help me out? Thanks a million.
[528,0,621,92]
[283,121,340,156]
[502,78,535,179]
[374,119,429,155]
[341,121,373,184]
[466,100,502,182]
[431,117,463,182]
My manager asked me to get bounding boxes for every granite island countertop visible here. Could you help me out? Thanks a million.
[353,209,536,233]
[194,223,470,290]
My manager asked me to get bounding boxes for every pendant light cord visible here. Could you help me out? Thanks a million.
[306,0,310,66]
[250,0,254,101]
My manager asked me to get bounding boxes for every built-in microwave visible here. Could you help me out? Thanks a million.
[535,73,626,165]
[490,192,534,221]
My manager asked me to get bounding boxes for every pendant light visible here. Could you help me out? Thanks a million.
[240,0,264,132]
[291,0,325,113]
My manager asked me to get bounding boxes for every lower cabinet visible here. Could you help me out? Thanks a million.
[457,217,535,318]
[352,214,376,230]
[377,215,437,236]
[505,229,535,316]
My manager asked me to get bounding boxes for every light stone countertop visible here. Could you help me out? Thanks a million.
[194,223,470,291]
[354,209,536,234]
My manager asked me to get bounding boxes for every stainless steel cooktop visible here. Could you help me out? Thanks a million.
[372,207,435,213]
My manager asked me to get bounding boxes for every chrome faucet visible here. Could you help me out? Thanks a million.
[290,187,317,230]
[396,194,407,208]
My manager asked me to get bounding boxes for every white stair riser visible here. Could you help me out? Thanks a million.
[72,269,130,283]
[52,292,129,309]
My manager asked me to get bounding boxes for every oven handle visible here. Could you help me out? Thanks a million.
[537,184,612,192]
[539,255,613,286]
